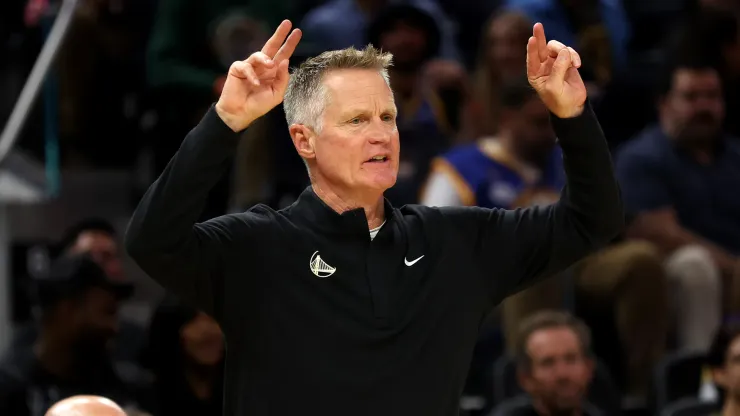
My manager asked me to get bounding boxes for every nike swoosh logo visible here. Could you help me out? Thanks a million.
[404,255,424,266]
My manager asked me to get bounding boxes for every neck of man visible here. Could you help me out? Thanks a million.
[184,363,217,400]
[311,178,386,230]
[661,119,718,164]
[532,400,582,416]
[34,331,76,379]
[722,397,740,416]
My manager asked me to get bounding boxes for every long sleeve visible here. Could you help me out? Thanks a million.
[125,106,248,318]
[440,101,624,301]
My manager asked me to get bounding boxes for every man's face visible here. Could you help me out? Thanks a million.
[70,231,123,281]
[60,287,120,352]
[310,69,400,193]
[379,22,428,70]
[486,16,529,81]
[713,335,740,398]
[660,68,724,146]
[520,327,594,413]
[503,97,556,164]
[181,312,224,367]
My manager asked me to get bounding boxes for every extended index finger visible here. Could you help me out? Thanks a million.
[262,20,293,58]
[533,22,548,62]
[274,28,303,64]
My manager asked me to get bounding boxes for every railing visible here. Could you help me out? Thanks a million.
[0,0,80,195]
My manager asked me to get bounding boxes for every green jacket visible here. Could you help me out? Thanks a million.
[147,0,294,101]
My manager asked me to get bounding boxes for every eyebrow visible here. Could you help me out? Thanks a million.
[340,107,397,119]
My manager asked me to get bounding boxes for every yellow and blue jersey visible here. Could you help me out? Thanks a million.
[429,138,564,209]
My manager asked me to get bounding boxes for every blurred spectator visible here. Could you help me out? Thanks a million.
[668,9,740,138]
[146,0,291,219]
[299,0,460,60]
[503,0,630,96]
[707,323,740,416]
[138,296,224,416]
[433,0,501,66]
[47,0,154,168]
[58,219,146,369]
[58,218,124,282]
[11,219,145,380]
[0,255,136,416]
[490,310,609,416]
[421,78,669,396]
[366,5,456,205]
[467,10,532,137]
[615,57,739,327]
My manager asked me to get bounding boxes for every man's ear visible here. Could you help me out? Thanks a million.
[290,124,316,161]
[518,366,535,394]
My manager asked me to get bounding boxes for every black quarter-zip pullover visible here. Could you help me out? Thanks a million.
[125,101,623,416]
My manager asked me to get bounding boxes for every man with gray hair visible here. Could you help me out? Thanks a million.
[125,19,623,416]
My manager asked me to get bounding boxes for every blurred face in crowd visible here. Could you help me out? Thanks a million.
[485,13,530,81]
[69,231,123,281]
[181,312,224,367]
[213,15,269,68]
[519,326,594,413]
[501,96,556,165]
[713,334,740,399]
[55,287,120,352]
[303,69,399,194]
[378,22,429,71]
[660,68,724,147]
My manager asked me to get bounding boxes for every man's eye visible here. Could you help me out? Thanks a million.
[350,118,361,125]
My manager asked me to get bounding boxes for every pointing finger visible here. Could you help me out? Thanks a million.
[262,20,292,58]
[533,23,547,63]
[274,28,303,64]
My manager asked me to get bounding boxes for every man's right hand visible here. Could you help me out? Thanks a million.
[215,20,302,132]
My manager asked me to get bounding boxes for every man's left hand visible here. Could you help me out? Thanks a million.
[526,23,587,118]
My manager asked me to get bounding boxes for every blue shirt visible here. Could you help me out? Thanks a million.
[615,125,740,254]
[435,139,564,209]
[299,0,460,60]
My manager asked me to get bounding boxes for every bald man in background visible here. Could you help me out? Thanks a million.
[45,395,126,416]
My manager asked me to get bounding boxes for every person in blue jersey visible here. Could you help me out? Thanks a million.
[421,78,667,396]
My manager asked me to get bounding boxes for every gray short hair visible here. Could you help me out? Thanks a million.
[283,45,393,132]
[514,310,592,371]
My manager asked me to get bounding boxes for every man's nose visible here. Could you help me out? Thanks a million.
[367,118,392,144]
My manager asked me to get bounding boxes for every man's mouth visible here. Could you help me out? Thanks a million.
[366,155,389,163]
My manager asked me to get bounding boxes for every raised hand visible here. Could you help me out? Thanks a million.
[526,23,587,118]
[215,20,302,132]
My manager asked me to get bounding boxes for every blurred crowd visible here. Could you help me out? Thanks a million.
[1,0,740,415]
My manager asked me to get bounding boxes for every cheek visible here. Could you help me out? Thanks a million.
[319,136,351,162]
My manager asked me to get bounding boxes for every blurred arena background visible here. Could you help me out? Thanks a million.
[1,0,740,415]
